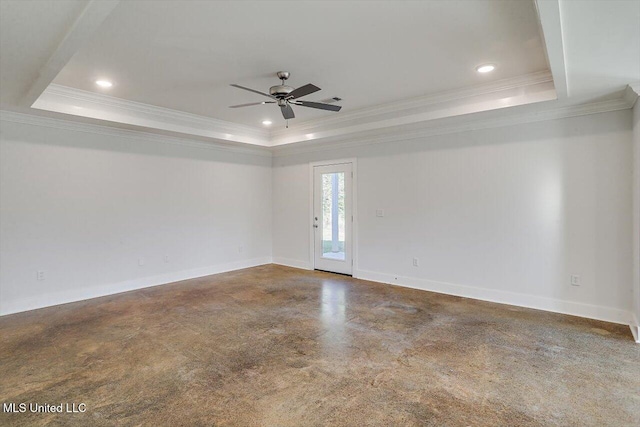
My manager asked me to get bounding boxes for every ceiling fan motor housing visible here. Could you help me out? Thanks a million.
[269,85,294,98]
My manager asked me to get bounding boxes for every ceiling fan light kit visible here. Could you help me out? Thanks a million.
[229,71,342,126]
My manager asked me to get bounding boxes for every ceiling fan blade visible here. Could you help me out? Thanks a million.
[287,83,321,100]
[228,101,275,108]
[294,100,342,112]
[280,103,295,120]
[230,84,276,100]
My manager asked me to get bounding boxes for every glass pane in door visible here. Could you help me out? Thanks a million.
[321,172,346,261]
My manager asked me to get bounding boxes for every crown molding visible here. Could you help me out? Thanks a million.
[3,91,633,160]
[20,77,638,158]
[271,96,633,157]
[0,110,272,158]
[625,82,640,108]
[32,84,270,146]
[270,70,554,139]
[34,73,555,150]
[269,71,557,146]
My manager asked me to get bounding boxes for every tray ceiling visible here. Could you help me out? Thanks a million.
[50,0,549,127]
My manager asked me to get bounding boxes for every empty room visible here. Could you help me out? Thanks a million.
[1,0,639,425]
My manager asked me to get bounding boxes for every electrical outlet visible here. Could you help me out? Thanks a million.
[36,271,45,281]
[413,258,419,267]
[164,255,169,263]
[376,209,384,217]
[238,246,244,253]
[571,275,580,286]
[138,257,145,266]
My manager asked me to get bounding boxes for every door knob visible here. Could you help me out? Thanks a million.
[313,224,318,228]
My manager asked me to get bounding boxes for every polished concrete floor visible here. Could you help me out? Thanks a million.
[1,265,638,426]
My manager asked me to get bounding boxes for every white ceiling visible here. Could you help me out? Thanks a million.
[1,0,638,149]
[0,0,86,106]
[51,0,549,127]
[561,0,640,102]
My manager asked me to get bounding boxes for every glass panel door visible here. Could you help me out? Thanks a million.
[314,163,352,275]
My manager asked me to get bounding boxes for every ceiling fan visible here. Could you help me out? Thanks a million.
[229,71,342,121]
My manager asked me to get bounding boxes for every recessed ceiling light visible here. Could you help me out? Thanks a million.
[262,120,272,126]
[95,80,113,88]
[476,64,495,73]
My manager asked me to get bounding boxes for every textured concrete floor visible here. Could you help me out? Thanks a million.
[1,265,638,426]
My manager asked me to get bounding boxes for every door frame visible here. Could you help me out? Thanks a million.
[309,158,358,276]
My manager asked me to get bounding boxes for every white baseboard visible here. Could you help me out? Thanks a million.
[0,257,272,316]
[355,269,631,326]
[630,314,640,343]
[272,257,313,270]
[4,260,635,342]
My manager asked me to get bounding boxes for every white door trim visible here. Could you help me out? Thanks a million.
[309,158,358,276]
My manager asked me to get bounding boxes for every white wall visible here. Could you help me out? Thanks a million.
[273,110,633,324]
[0,116,272,315]
[632,100,640,339]
[1,109,635,326]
